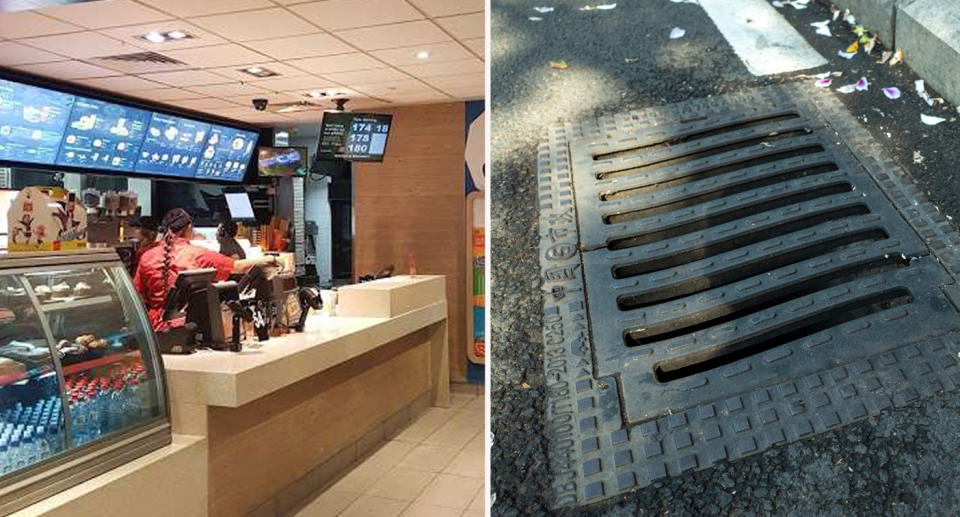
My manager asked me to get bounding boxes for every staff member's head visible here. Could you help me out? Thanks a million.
[135,216,159,247]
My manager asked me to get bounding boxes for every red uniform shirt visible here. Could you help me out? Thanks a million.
[133,238,235,331]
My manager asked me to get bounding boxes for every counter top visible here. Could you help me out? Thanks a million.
[162,275,447,408]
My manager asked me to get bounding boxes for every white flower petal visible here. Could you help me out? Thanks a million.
[882,87,901,99]
[670,27,686,39]
[837,84,857,93]
[838,50,856,59]
[534,6,554,12]
[921,114,946,125]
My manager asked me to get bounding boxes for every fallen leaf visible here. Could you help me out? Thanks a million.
[921,114,946,125]
[856,76,869,91]
[853,25,868,37]
[878,50,893,64]
[837,84,857,93]
[670,27,686,39]
[843,10,856,25]
[533,6,555,12]
[838,50,856,59]
[889,48,903,66]
[521,382,531,389]
[550,60,569,69]
[811,20,832,37]
[864,35,877,54]
[882,87,901,99]
[815,78,833,87]
[846,40,859,53]
[832,7,841,21]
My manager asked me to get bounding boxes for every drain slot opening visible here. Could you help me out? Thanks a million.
[652,288,914,383]
[605,181,853,238]
[612,204,870,275]
[603,163,840,219]
[596,129,813,180]
[594,112,801,161]
[625,255,910,346]
[616,228,889,310]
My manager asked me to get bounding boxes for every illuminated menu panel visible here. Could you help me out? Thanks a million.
[194,125,259,182]
[134,112,210,178]
[56,97,151,171]
[0,78,75,165]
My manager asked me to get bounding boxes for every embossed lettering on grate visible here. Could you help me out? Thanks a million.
[537,85,960,508]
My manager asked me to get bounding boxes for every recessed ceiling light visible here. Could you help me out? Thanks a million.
[306,89,351,99]
[239,66,279,78]
[416,50,430,60]
[140,30,193,44]
[143,31,165,44]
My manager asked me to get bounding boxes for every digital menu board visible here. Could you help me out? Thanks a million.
[317,112,392,162]
[0,75,257,182]
[194,125,258,182]
[134,113,210,178]
[56,97,151,172]
[0,78,76,165]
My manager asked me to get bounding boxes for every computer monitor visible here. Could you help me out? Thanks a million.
[224,192,255,221]
[161,268,225,347]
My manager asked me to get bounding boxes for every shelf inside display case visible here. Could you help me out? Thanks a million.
[0,249,170,517]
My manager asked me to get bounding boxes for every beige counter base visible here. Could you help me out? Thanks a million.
[12,434,207,517]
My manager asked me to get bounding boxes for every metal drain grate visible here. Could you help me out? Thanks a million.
[536,84,960,508]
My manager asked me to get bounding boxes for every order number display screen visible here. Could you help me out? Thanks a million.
[0,75,257,182]
[317,112,392,162]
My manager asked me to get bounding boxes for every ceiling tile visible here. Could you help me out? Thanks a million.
[175,97,240,110]
[41,0,172,30]
[407,0,483,17]
[434,13,483,40]
[399,57,482,78]
[288,53,384,75]
[0,11,81,39]
[336,20,450,51]
[245,33,356,61]
[324,67,410,86]
[372,41,473,66]
[139,69,232,87]
[16,60,120,79]
[99,22,228,51]
[221,92,303,106]
[423,71,483,89]
[0,41,63,66]
[163,44,271,68]
[439,86,484,99]
[77,75,165,92]
[462,37,483,58]
[352,78,435,97]
[19,32,134,59]
[137,0,276,18]
[291,0,423,31]
[185,82,271,98]
[191,8,317,42]
[245,75,337,93]
[91,57,192,75]
[130,88,208,102]
[208,62,308,82]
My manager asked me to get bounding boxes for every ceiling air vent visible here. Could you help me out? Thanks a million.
[97,51,185,65]
[0,0,103,13]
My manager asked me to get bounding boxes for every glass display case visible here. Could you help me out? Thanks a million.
[0,249,170,516]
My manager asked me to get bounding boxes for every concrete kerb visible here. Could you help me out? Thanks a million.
[829,0,960,108]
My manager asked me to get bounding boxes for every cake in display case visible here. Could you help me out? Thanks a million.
[0,249,170,516]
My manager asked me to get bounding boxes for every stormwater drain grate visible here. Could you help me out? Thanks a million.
[536,84,960,508]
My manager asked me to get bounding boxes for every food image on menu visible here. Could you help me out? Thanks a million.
[134,113,210,178]
[56,98,150,172]
[194,124,259,181]
[0,79,75,165]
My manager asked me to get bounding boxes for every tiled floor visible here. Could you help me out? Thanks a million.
[295,390,485,517]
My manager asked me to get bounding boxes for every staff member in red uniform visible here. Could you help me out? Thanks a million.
[134,208,274,331]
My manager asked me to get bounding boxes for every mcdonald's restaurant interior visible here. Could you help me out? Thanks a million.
[0,1,485,516]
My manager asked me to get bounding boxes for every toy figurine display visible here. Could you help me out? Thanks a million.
[7,186,88,252]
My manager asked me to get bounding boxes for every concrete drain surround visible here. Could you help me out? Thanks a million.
[536,84,960,508]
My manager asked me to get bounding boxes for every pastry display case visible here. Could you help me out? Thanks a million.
[0,249,170,516]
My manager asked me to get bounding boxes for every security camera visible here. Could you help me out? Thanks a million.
[252,98,269,111]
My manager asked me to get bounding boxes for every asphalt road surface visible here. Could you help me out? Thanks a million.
[490,0,960,515]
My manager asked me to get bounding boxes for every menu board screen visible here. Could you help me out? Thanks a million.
[0,78,75,165]
[194,125,259,182]
[317,112,392,162]
[56,97,151,171]
[134,112,210,178]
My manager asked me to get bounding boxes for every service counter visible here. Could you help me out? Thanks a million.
[14,275,449,517]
